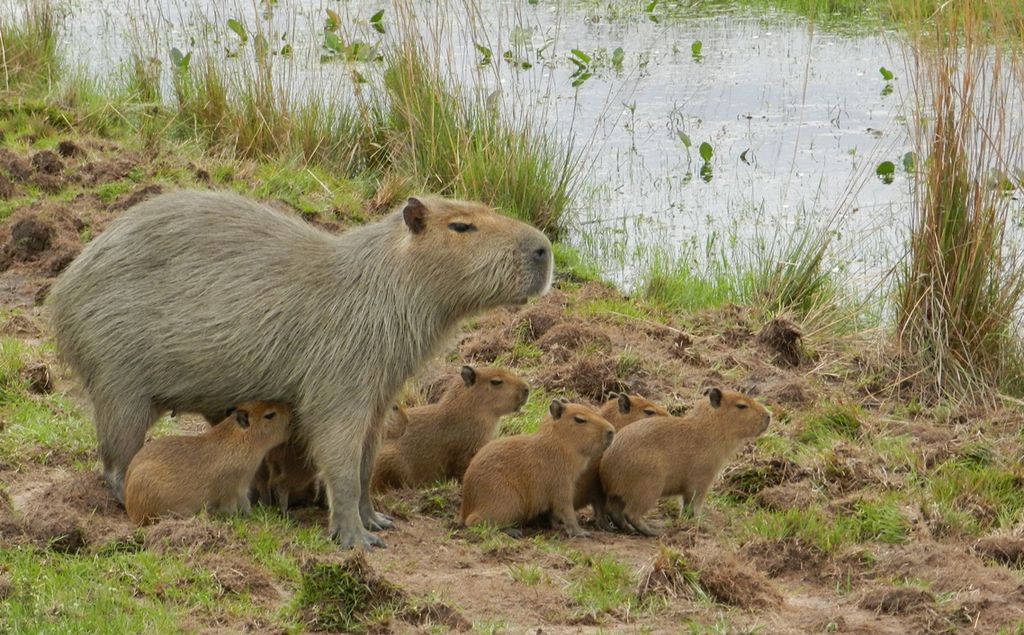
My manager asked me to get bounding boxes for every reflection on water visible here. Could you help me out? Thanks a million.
[60,0,917,289]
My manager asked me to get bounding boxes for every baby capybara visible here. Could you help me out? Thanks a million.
[460,400,614,538]
[260,404,409,512]
[125,401,291,525]
[575,393,671,529]
[372,366,529,491]
[599,388,770,536]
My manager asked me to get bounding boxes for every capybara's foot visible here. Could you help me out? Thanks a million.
[564,526,592,539]
[362,508,394,531]
[502,527,524,539]
[332,526,387,549]
[104,469,126,506]
[626,513,662,537]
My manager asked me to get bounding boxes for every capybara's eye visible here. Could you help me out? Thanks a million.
[264,411,277,419]
[643,408,656,415]
[448,222,476,233]
[736,403,749,410]
[490,378,504,386]
[573,415,587,424]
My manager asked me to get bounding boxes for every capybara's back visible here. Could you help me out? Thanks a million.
[125,401,291,525]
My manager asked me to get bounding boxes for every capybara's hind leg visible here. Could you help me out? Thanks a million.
[95,395,158,505]
[624,500,662,537]
[606,496,629,533]
[359,420,393,531]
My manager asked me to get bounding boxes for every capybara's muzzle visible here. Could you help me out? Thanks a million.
[521,232,553,297]
[761,413,771,433]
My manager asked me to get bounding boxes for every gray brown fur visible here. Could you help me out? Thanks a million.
[124,401,291,525]
[459,400,615,537]
[599,388,770,536]
[574,393,670,530]
[47,190,552,548]
[372,366,529,491]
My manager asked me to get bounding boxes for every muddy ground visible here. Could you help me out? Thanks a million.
[1,140,1023,633]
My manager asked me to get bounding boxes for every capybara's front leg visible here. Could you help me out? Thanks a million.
[313,426,385,549]
[358,417,393,531]
[552,493,590,538]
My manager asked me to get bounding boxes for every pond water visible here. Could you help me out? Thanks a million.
[55,0,919,291]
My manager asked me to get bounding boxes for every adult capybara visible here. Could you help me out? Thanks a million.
[599,388,770,536]
[459,400,614,538]
[574,393,670,529]
[260,404,409,512]
[371,365,529,491]
[124,401,291,525]
[47,191,552,548]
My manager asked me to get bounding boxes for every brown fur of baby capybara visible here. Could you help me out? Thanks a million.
[459,401,615,537]
[599,388,770,536]
[47,191,553,548]
[573,393,670,527]
[260,404,410,512]
[371,366,529,492]
[125,402,291,525]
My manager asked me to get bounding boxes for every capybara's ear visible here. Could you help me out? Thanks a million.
[549,399,565,419]
[224,406,236,418]
[618,392,631,414]
[234,408,250,428]
[461,365,477,387]
[403,197,427,234]
[704,387,723,408]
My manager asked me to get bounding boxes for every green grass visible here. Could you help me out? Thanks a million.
[797,405,862,446]
[568,553,638,617]
[0,547,228,634]
[499,387,557,435]
[923,462,1024,536]
[508,563,546,586]
[0,0,60,92]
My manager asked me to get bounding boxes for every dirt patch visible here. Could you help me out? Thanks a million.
[203,553,282,604]
[5,217,53,262]
[0,173,14,200]
[536,320,611,353]
[755,481,822,511]
[57,140,85,159]
[756,315,805,367]
[721,456,807,500]
[974,536,1024,567]
[859,587,935,615]
[742,539,826,578]
[143,517,230,555]
[31,151,64,176]
[539,353,628,401]
[511,302,563,340]
[637,547,781,610]
[21,362,53,394]
[77,156,138,187]
[2,313,41,338]
[109,184,163,212]
[459,327,511,363]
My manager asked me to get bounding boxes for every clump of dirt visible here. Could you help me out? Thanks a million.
[512,302,563,340]
[203,553,281,603]
[56,140,85,158]
[143,517,230,555]
[30,151,64,176]
[742,539,825,578]
[109,184,163,212]
[299,553,468,633]
[536,320,611,353]
[0,173,14,200]
[859,587,935,615]
[637,546,781,610]
[696,551,783,609]
[5,217,53,262]
[2,313,41,337]
[539,353,628,401]
[76,156,138,187]
[13,471,129,551]
[0,149,32,181]
[404,602,472,632]
[973,536,1024,567]
[721,457,806,500]
[755,481,822,511]
[756,315,805,367]
[460,327,511,363]
[20,362,53,394]
[414,483,461,519]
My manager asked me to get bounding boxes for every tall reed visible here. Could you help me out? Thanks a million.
[0,0,59,93]
[894,0,1024,401]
